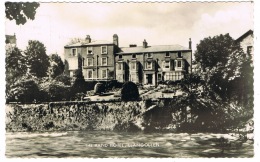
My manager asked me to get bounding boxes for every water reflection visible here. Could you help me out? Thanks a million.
[6,131,253,158]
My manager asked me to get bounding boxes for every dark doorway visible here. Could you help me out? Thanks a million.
[147,74,153,84]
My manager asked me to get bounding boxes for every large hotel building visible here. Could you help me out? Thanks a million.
[64,34,192,86]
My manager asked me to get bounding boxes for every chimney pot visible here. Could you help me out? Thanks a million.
[113,34,119,46]
[143,39,148,48]
[86,35,91,43]
[189,38,192,50]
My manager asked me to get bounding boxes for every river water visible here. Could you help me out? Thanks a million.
[5,131,253,158]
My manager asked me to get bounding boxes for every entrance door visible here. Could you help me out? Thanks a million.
[147,74,153,84]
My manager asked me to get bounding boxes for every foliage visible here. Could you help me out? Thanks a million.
[8,76,41,103]
[194,33,253,107]
[94,83,105,95]
[194,34,234,71]
[24,40,50,78]
[70,70,87,98]
[48,54,65,78]
[121,81,140,101]
[5,2,40,25]
[6,47,27,99]
[55,74,71,85]
[48,82,70,101]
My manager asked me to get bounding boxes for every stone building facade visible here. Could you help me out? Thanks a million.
[64,34,192,85]
[235,29,253,56]
[64,34,118,80]
[115,39,192,85]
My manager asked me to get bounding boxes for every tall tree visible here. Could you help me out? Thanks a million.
[48,54,65,78]
[5,2,40,25]
[25,40,50,78]
[194,33,253,106]
[194,34,234,71]
[6,47,27,101]
[6,47,27,83]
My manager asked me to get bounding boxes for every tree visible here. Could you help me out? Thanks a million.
[194,34,234,71]
[48,54,65,78]
[194,33,253,106]
[5,2,40,25]
[121,81,139,101]
[24,40,50,78]
[6,47,27,83]
[6,47,27,101]
[70,70,87,99]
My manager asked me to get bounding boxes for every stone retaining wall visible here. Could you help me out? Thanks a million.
[5,101,147,132]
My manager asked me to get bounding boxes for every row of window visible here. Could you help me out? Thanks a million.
[116,72,184,82]
[83,57,108,66]
[85,69,107,79]
[71,46,108,56]
[118,52,182,60]
[116,60,183,70]
[165,72,184,80]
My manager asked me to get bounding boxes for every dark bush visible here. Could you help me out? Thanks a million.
[104,80,123,90]
[49,82,70,101]
[8,78,41,103]
[94,82,105,95]
[121,81,139,101]
[70,70,87,99]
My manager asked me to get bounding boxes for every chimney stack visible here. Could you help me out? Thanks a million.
[86,35,91,43]
[113,34,119,46]
[189,38,192,50]
[143,39,148,48]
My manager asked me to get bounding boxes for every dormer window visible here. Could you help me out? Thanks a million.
[178,52,182,58]
[72,48,77,56]
[87,47,93,54]
[101,46,107,54]
[147,53,153,58]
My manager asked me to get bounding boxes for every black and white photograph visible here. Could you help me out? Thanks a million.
[3,0,258,159]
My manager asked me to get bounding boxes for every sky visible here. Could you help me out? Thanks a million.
[5,1,254,60]
[5,2,253,59]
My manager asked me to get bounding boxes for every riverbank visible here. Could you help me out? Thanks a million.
[5,97,254,134]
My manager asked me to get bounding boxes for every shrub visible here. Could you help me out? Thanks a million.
[49,82,70,101]
[8,77,41,103]
[94,82,105,95]
[121,81,140,101]
[55,74,71,85]
[70,70,87,98]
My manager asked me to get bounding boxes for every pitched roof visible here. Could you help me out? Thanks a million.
[64,40,114,48]
[235,29,253,42]
[117,44,190,54]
